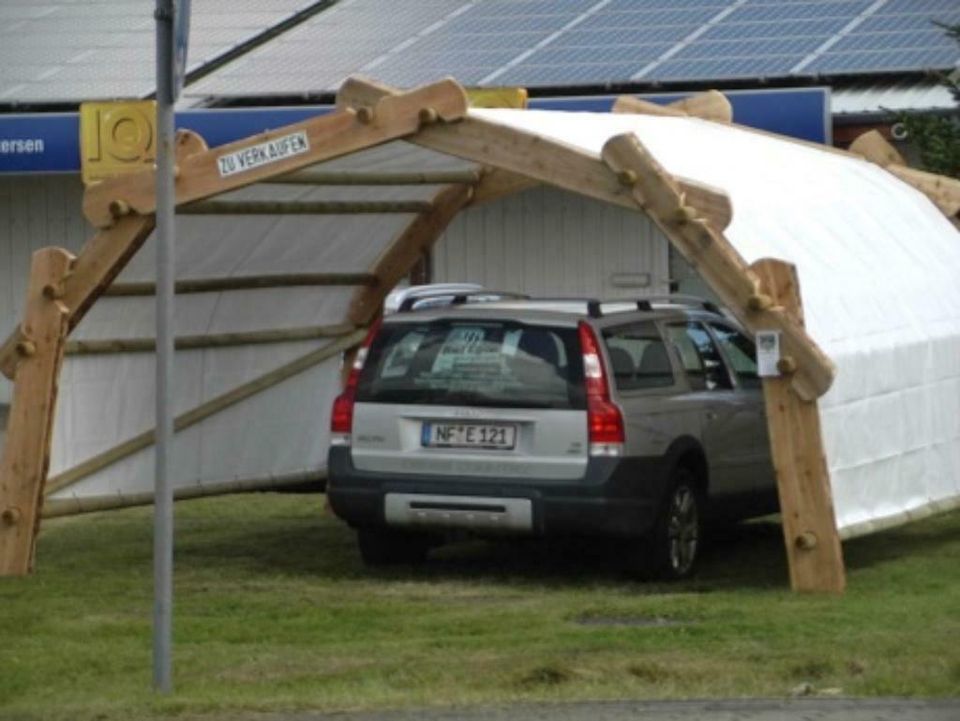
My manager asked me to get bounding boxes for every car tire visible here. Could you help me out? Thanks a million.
[357,527,431,566]
[639,466,704,581]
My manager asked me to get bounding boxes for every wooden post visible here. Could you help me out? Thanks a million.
[0,248,73,575]
[752,258,846,594]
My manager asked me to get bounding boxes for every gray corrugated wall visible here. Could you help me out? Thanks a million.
[0,175,90,403]
[432,186,670,298]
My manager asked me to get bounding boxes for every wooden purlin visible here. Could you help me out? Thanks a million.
[600,132,835,401]
[613,91,732,123]
[752,258,846,594]
[336,77,734,232]
[849,130,960,218]
[0,248,73,575]
[348,183,475,326]
[82,79,470,228]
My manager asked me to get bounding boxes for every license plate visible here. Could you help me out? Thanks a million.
[421,422,516,450]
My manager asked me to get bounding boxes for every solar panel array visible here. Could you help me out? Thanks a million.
[0,0,319,102]
[188,0,960,99]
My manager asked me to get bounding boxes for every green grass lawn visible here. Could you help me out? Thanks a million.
[1,494,959,721]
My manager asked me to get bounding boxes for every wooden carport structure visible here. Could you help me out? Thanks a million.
[2,76,958,592]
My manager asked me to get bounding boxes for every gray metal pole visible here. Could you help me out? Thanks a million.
[154,0,176,694]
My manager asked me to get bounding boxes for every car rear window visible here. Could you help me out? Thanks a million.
[356,320,585,409]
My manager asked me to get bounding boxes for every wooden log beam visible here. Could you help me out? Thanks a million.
[849,130,960,217]
[178,200,433,215]
[752,257,846,594]
[64,323,355,355]
[42,470,325,519]
[263,169,481,186]
[886,165,960,218]
[348,184,474,325]
[667,90,733,123]
[83,78,470,228]
[601,132,835,401]
[472,167,540,205]
[848,129,906,167]
[45,329,367,496]
[104,272,376,296]
[337,77,733,232]
[614,91,733,123]
[0,248,73,575]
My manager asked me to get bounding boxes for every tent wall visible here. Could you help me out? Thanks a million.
[434,186,670,298]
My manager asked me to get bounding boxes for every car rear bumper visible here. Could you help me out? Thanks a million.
[326,446,671,538]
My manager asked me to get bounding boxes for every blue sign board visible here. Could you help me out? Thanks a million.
[0,88,830,175]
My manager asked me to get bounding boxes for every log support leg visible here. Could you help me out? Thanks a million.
[0,248,74,575]
[752,258,846,594]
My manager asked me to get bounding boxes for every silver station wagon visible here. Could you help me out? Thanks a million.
[327,292,777,579]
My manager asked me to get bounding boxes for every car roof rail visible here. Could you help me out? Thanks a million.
[636,294,724,315]
[397,289,530,313]
[579,295,724,318]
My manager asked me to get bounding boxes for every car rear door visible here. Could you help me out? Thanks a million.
[664,321,757,498]
[707,322,776,497]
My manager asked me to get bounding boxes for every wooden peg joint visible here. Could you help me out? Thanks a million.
[673,205,698,225]
[795,532,818,551]
[777,356,797,375]
[1,507,22,526]
[748,293,774,311]
[15,339,36,358]
[108,200,131,219]
[42,283,64,301]
[418,107,439,125]
[355,106,375,125]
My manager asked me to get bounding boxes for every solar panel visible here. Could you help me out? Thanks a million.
[726,2,871,23]
[672,36,824,61]
[807,47,960,74]
[831,31,957,53]
[183,0,960,101]
[652,55,801,82]
[700,18,851,41]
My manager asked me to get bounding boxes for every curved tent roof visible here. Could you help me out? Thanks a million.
[468,107,960,536]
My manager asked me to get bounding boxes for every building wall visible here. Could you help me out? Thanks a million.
[0,175,90,403]
[433,186,671,299]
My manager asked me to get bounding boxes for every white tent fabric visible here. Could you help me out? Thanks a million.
[470,108,960,537]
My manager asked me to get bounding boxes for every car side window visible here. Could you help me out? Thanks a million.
[603,321,674,391]
[709,324,761,390]
[665,322,733,391]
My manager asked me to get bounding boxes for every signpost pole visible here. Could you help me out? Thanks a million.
[154,0,176,694]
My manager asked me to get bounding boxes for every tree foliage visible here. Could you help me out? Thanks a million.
[898,22,960,178]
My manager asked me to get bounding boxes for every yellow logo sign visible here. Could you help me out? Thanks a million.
[79,100,157,185]
[466,87,528,109]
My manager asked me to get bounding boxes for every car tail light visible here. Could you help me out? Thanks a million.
[330,317,382,446]
[577,321,624,456]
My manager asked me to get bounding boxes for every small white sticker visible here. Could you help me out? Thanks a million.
[216,131,310,177]
[756,330,781,377]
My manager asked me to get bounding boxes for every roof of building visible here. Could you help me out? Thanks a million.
[1,1,958,108]
[186,0,960,101]
[0,0,324,103]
